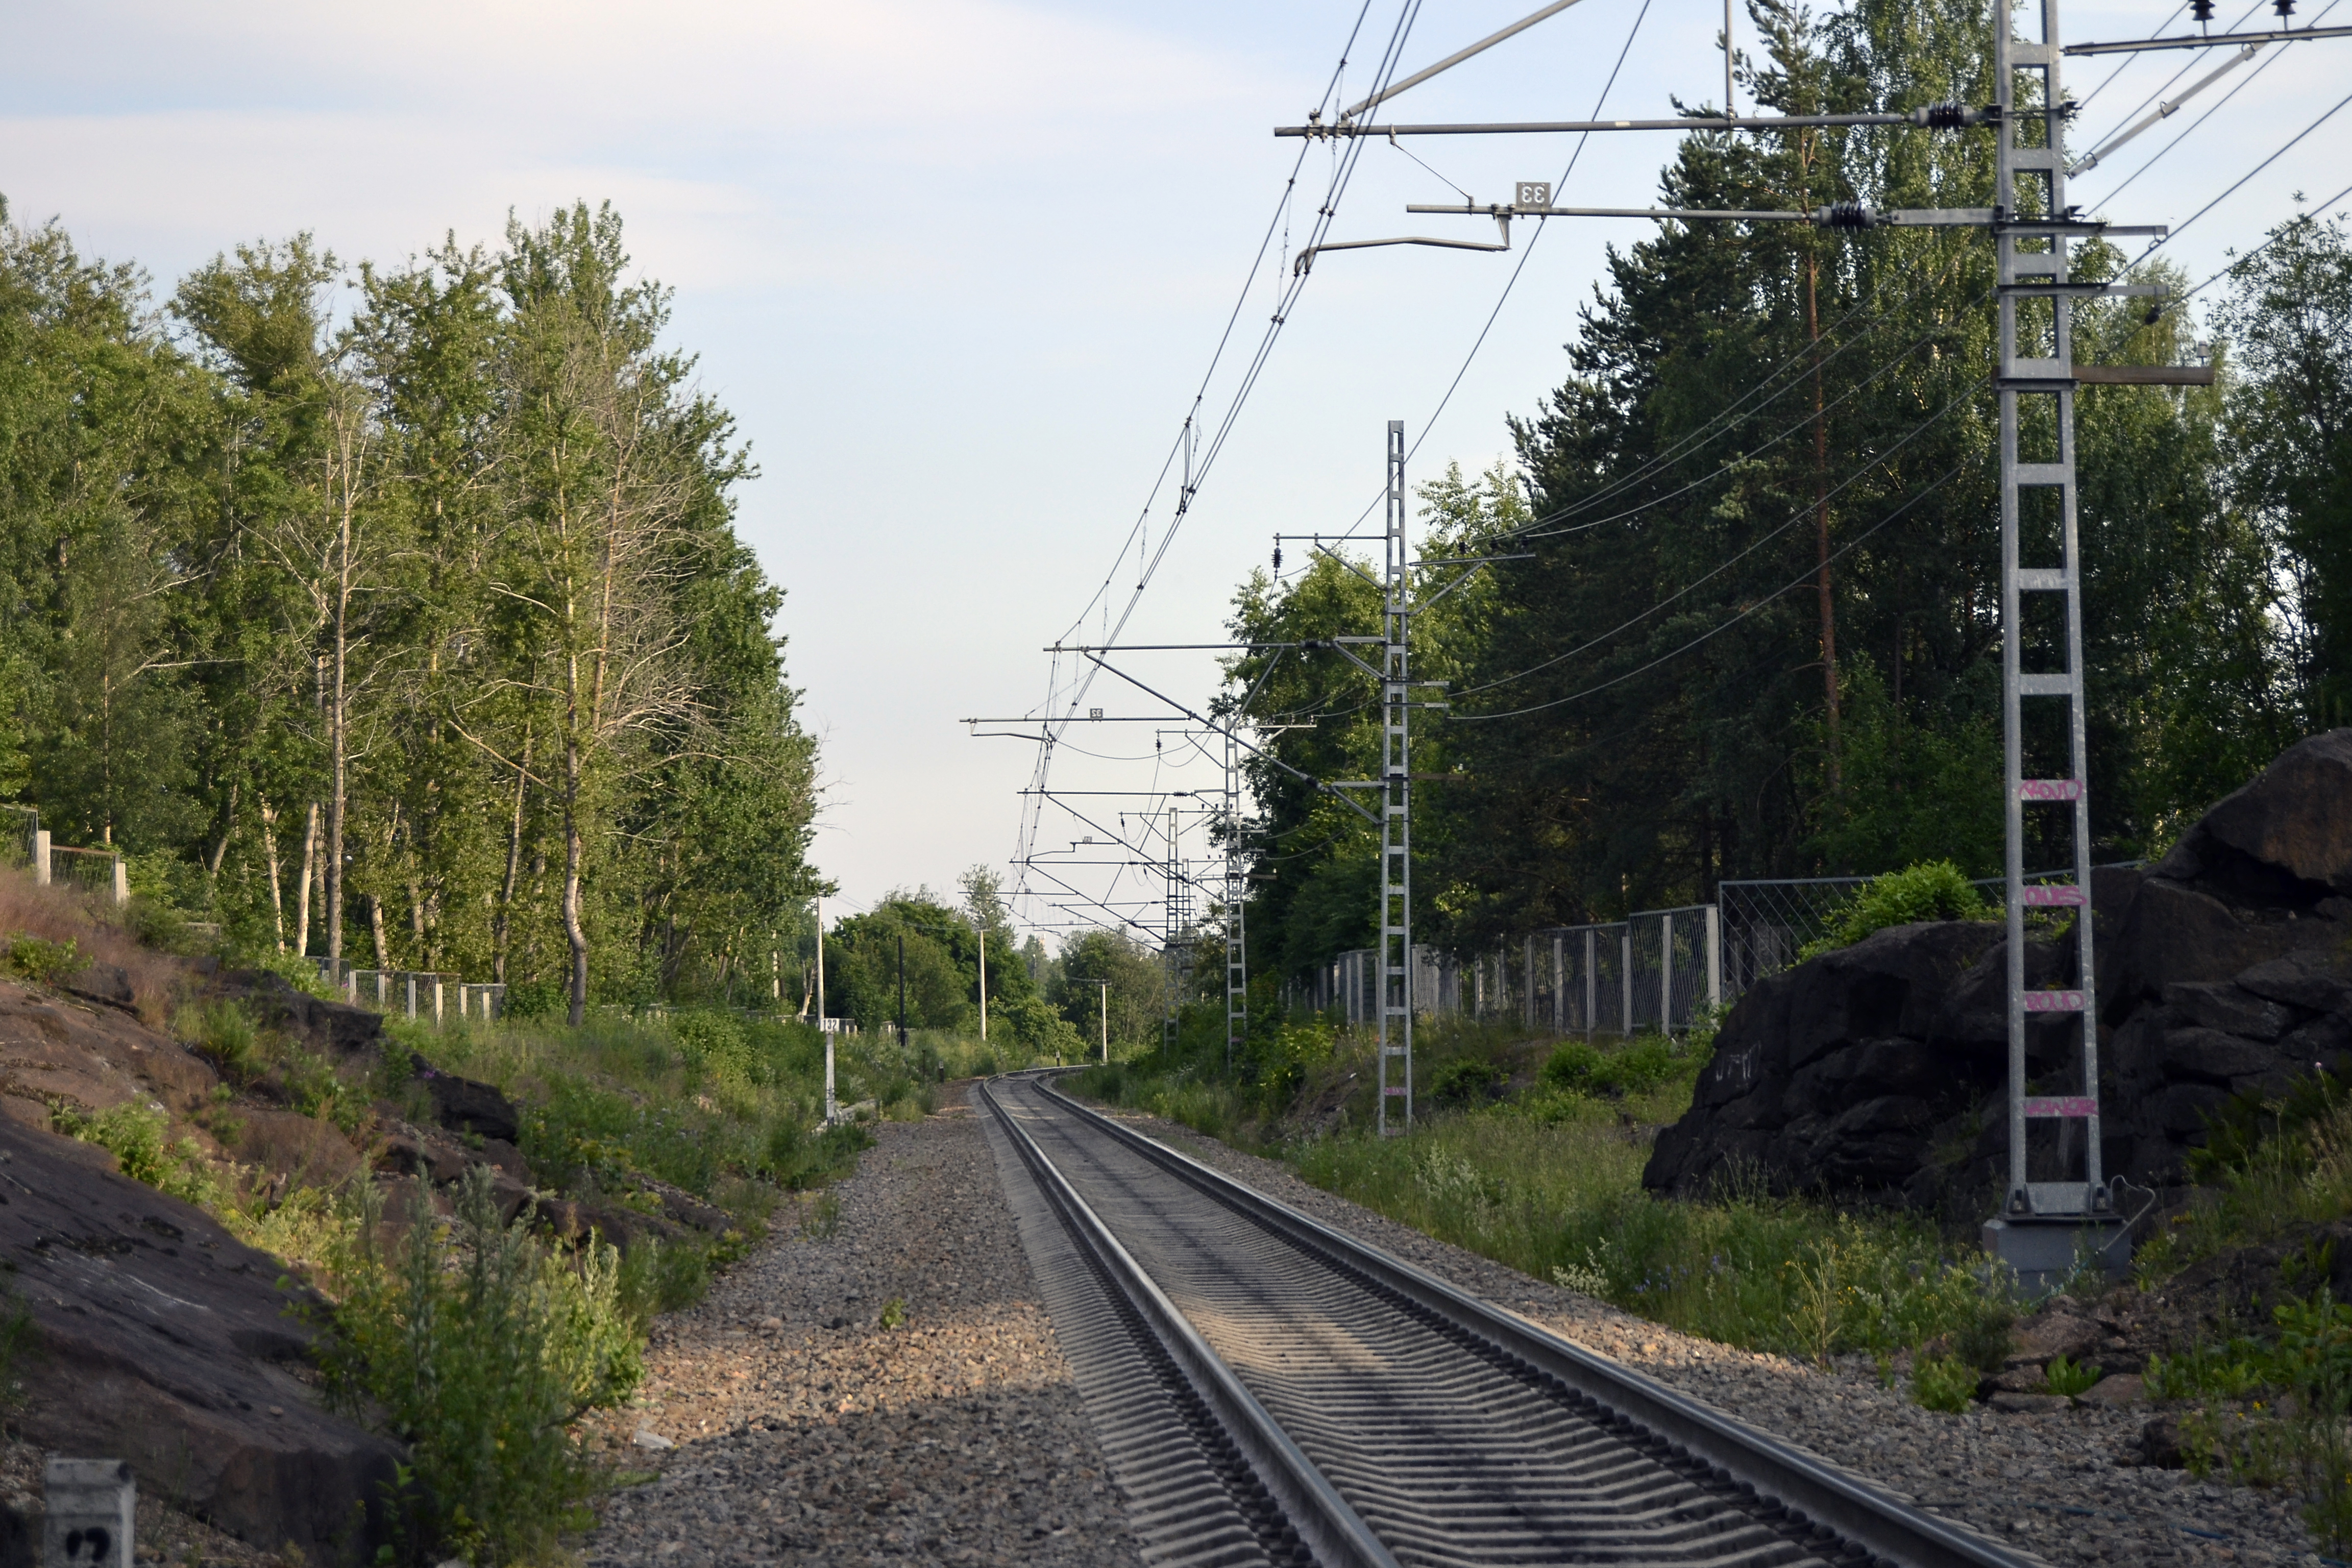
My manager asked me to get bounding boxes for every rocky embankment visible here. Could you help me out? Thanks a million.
[0,947,709,1564]
[1646,728,2352,1207]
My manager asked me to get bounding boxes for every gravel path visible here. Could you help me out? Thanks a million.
[1093,1105,2321,1568]
[576,1085,1142,1568]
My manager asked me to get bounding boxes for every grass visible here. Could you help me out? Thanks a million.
[1076,1011,2019,1376]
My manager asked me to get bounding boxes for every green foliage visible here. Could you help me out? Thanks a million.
[879,1296,906,1331]
[0,204,817,1013]
[175,999,262,1083]
[53,1100,218,1207]
[1429,1058,1508,1108]
[2134,1072,2352,1287]
[2042,1354,2101,1398]
[1802,861,1993,959]
[1284,1094,2008,1362]
[1539,1035,1695,1097]
[323,1169,642,1566]
[1909,1354,1979,1413]
[1,935,79,986]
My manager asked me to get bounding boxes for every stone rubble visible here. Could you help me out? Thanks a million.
[574,1085,1142,1568]
[1109,1106,2324,1567]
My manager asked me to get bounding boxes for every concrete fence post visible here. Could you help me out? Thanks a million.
[31,830,50,887]
[1661,912,1675,1034]
[1705,903,1722,1016]
[1583,929,1597,1039]
[1621,928,1634,1039]
[109,855,128,908]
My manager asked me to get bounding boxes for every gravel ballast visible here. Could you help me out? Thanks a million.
[577,1086,1142,1568]
[1093,1104,2320,1568]
[577,1079,2317,1566]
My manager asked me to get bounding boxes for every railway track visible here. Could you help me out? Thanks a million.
[980,1070,2037,1568]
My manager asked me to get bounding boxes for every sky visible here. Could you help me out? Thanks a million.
[2,0,2341,941]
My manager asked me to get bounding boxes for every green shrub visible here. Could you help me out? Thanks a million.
[1429,1059,1508,1108]
[1541,1041,1605,1092]
[502,977,566,1020]
[1952,1298,2016,1371]
[1540,1037,1692,1097]
[1911,1354,1979,1412]
[176,999,262,1083]
[53,1101,218,1207]
[323,1168,643,1566]
[121,897,189,953]
[2,935,80,986]
[2044,1354,2102,1397]
[1803,861,1994,958]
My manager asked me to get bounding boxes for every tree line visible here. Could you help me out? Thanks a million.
[819,869,1175,1057]
[0,199,820,1022]
[1223,0,2351,984]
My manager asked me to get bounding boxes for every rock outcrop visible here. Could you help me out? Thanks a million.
[1646,729,2352,1207]
[0,1115,400,1562]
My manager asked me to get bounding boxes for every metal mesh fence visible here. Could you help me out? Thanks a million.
[50,845,123,903]
[1312,865,2151,1033]
[0,805,34,870]
[320,960,504,1023]
[1718,878,1861,996]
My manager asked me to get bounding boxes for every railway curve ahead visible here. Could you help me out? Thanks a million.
[981,1070,2039,1568]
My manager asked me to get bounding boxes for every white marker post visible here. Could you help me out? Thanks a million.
[45,1458,134,1568]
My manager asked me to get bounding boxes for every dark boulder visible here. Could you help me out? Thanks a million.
[0,1116,398,1563]
[1645,920,2008,1206]
[411,1056,521,1144]
[1649,729,2352,1205]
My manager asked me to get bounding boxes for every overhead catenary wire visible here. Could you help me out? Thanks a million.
[2152,175,2352,319]
[2072,1,2194,112]
[1451,392,1972,700]
[2084,0,2341,212]
[1011,0,1426,930]
[1454,454,1974,721]
[2123,82,2352,266]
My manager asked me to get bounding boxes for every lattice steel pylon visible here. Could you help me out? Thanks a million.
[1163,803,1193,1057]
[1223,724,1247,1074]
[1984,0,2118,1279]
[1376,420,1414,1138]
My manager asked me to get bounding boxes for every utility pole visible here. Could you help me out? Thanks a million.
[1162,803,1192,1057]
[1988,0,2110,1277]
[1080,976,1112,1065]
[817,893,834,1122]
[974,911,988,1043]
[1375,421,1413,1138]
[896,932,908,1052]
[1223,724,1247,1074]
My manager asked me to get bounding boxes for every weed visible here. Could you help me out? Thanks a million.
[1911,1354,1979,1413]
[321,1168,642,1567]
[2,934,79,986]
[2044,1354,2102,1397]
[175,999,262,1083]
[880,1297,906,1330]
[278,1042,363,1132]
[1952,1299,2016,1373]
[1429,1059,1508,1108]
[802,1192,843,1241]
[52,1100,219,1207]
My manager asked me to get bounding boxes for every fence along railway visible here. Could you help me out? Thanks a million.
[981,1070,2033,1568]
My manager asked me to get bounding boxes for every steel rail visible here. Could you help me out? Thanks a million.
[1013,1071,2035,1568]
[981,1074,1400,1568]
